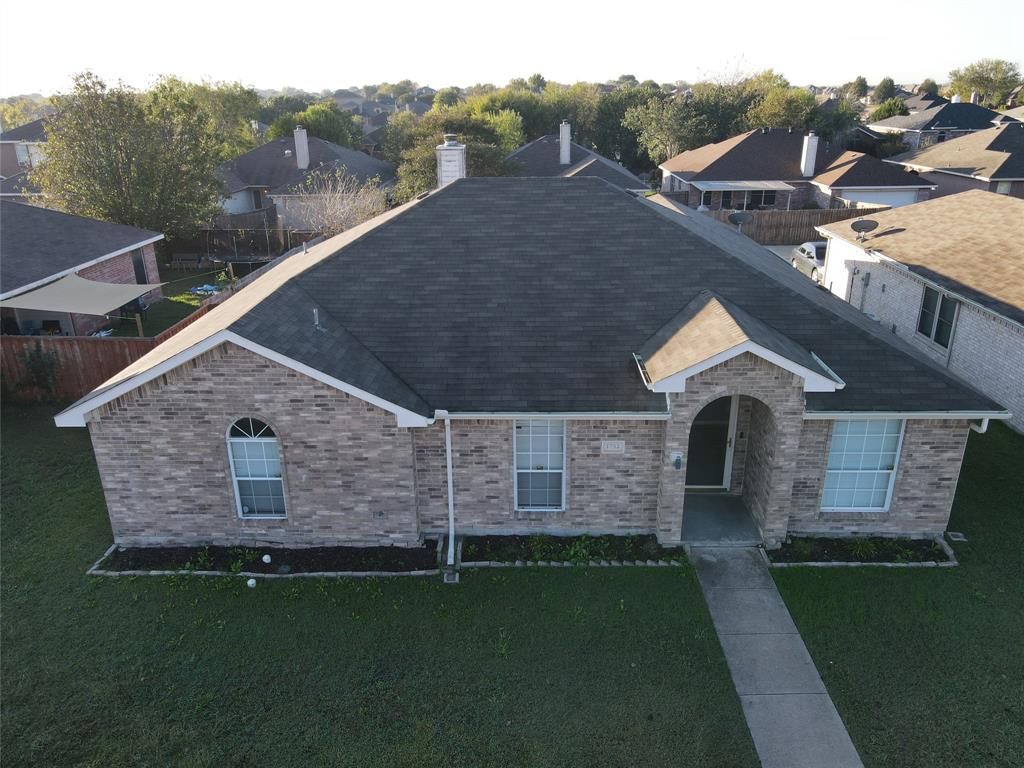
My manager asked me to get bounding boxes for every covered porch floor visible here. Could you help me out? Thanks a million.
[681,493,761,546]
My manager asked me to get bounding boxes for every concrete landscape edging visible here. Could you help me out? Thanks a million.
[761,536,958,569]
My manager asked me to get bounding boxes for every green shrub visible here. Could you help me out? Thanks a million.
[849,537,877,560]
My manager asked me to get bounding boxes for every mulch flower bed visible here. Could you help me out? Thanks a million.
[770,536,950,564]
[461,534,685,565]
[99,541,440,574]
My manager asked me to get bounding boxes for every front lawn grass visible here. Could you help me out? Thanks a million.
[774,421,1024,768]
[0,405,758,768]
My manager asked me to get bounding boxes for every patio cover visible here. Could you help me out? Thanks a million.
[0,274,164,315]
[689,180,796,192]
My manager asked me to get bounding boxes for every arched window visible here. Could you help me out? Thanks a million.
[227,418,286,518]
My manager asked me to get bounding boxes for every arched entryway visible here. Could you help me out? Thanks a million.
[680,395,769,545]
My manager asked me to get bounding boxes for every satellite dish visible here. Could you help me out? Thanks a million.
[727,211,751,226]
[850,219,879,234]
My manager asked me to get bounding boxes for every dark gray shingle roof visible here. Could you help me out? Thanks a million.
[870,102,1013,131]
[218,136,395,194]
[228,178,1001,415]
[507,135,647,190]
[0,118,46,142]
[0,202,161,295]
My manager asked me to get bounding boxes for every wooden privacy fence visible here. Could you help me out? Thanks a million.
[1,335,157,403]
[703,205,889,245]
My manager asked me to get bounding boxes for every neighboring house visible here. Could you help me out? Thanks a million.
[818,190,1023,432]
[507,121,649,192]
[54,155,1006,553]
[0,118,46,178]
[659,129,930,210]
[0,170,42,202]
[0,201,163,336]
[900,92,948,114]
[884,123,1024,198]
[400,100,432,117]
[332,90,365,113]
[217,127,395,231]
[866,102,1015,149]
[415,86,437,99]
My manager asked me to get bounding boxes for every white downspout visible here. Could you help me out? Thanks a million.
[970,418,989,434]
[439,410,457,569]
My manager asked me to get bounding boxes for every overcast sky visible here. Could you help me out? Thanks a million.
[3,0,1021,96]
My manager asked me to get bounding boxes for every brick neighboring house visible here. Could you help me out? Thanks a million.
[818,190,1024,432]
[55,171,1008,553]
[507,121,650,191]
[866,101,1016,150]
[659,128,931,210]
[0,201,163,336]
[0,117,46,179]
[884,123,1024,199]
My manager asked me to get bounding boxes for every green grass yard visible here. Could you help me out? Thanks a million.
[774,422,1024,768]
[108,267,222,338]
[0,405,757,768]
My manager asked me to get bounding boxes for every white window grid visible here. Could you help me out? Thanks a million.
[917,287,958,348]
[513,419,566,512]
[227,419,287,519]
[821,419,905,512]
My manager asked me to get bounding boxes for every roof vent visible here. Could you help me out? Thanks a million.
[284,149,293,157]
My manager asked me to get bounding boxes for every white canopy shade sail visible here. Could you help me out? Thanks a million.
[689,180,796,192]
[0,274,164,315]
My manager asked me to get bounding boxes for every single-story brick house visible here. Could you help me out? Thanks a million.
[659,128,932,210]
[818,190,1024,432]
[0,201,163,336]
[55,169,1009,552]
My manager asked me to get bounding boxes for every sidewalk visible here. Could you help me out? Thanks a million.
[692,546,863,768]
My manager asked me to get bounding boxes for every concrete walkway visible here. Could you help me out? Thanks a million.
[692,547,863,768]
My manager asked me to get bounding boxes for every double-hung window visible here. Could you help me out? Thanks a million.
[749,190,776,208]
[821,419,904,511]
[916,286,958,348]
[514,419,566,511]
[228,417,287,518]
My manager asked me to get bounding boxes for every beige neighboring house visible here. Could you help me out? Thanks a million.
[885,123,1024,199]
[818,190,1024,431]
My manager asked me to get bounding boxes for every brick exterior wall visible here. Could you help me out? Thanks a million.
[72,244,162,336]
[788,419,971,537]
[848,259,1023,432]
[83,343,977,549]
[88,343,420,547]
[415,419,664,535]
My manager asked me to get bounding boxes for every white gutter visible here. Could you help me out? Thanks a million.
[804,410,1011,420]
[445,411,670,420]
[438,410,457,569]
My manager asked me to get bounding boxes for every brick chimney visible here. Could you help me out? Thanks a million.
[800,131,819,177]
[293,125,310,170]
[559,120,571,165]
[435,134,466,188]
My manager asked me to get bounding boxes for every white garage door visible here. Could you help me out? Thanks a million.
[840,189,920,207]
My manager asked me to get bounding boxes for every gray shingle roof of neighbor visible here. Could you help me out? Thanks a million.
[0,201,162,296]
[0,118,47,142]
[65,177,1006,420]
[887,123,1024,180]
[507,135,648,189]
[0,170,39,197]
[869,102,1015,131]
[217,136,395,194]
[812,151,934,189]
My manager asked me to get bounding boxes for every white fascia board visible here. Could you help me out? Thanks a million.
[445,411,670,421]
[54,331,432,429]
[0,234,165,300]
[832,184,937,190]
[648,341,841,394]
[805,410,1011,421]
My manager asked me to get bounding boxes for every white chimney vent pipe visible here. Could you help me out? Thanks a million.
[293,125,310,170]
[435,134,467,188]
[559,120,572,165]
[800,131,819,177]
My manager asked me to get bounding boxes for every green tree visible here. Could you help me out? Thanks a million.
[873,77,897,103]
[810,98,859,141]
[744,87,816,129]
[378,110,419,166]
[468,86,550,138]
[33,72,222,238]
[918,79,939,97]
[527,73,547,93]
[869,98,909,122]
[257,94,312,124]
[392,110,514,202]
[615,74,640,88]
[433,87,463,109]
[267,102,360,147]
[0,95,50,132]
[466,83,496,98]
[948,58,1022,107]
[846,76,869,99]
[153,77,260,161]
[541,82,600,143]
[591,84,661,172]
[622,97,679,163]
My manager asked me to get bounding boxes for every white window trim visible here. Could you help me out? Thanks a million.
[820,419,905,513]
[512,419,567,513]
[226,420,288,520]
